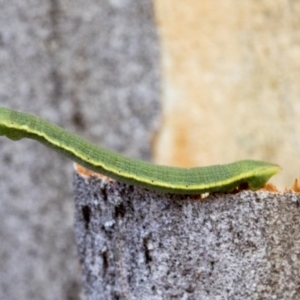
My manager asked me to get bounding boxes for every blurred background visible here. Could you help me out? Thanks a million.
[1,1,300,299]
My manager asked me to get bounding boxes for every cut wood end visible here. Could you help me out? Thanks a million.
[285,177,300,193]
[261,183,279,192]
[261,176,300,194]
[73,163,114,182]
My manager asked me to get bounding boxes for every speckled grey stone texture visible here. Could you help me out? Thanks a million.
[0,1,160,299]
[74,172,300,300]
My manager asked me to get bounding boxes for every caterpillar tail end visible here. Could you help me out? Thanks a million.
[248,163,281,191]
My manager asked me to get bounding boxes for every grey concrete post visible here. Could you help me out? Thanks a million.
[74,170,300,300]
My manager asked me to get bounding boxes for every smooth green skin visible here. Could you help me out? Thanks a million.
[0,107,280,194]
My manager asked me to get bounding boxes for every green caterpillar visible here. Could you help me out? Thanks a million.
[0,107,280,194]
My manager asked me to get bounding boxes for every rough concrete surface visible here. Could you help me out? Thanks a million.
[74,172,300,300]
[0,1,159,299]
